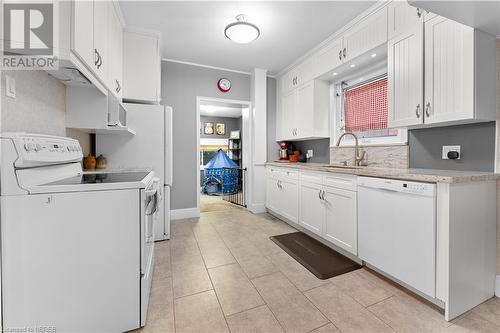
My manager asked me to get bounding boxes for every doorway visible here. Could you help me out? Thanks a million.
[196,97,251,213]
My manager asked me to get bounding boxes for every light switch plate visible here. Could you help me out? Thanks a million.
[307,149,313,158]
[6,75,16,98]
[442,145,461,159]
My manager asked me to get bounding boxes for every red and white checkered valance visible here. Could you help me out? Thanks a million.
[345,78,388,133]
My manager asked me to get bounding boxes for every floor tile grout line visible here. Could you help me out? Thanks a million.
[224,303,268,320]
[173,287,215,300]
[190,214,232,333]
[168,240,177,333]
[247,274,288,333]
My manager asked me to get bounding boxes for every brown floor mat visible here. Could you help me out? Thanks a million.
[270,232,362,279]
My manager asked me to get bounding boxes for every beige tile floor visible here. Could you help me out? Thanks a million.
[136,209,500,333]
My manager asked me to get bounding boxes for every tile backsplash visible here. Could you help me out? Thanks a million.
[330,144,409,168]
[1,70,91,155]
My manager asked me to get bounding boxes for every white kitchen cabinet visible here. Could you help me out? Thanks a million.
[323,187,357,255]
[388,16,496,128]
[312,38,344,77]
[387,23,424,128]
[107,2,124,98]
[265,167,299,223]
[266,177,281,213]
[123,30,162,104]
[343,7,388,62]
[298,182,325,236]
[423,17,474,124]
[93,0,108,83]
[388,1,423,39]
[280,80,329,141]
[279,179,299,222]
[72,0,94,68]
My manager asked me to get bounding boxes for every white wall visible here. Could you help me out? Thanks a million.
[0,70,91,155]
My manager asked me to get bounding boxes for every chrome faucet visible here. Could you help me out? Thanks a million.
[335,132,366,166]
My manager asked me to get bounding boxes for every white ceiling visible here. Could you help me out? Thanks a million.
[199,100,244,118]
[119,1,376,75]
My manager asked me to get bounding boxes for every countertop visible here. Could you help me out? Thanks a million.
[266,162,498,183]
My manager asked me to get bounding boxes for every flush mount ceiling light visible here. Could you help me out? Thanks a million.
[225,14,260,44]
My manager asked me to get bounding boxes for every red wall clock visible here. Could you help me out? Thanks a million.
[217,78,231,92]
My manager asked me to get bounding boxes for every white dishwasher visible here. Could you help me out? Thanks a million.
[358,177,436,298]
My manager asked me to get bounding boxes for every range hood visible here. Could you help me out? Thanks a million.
[48,64,91,86]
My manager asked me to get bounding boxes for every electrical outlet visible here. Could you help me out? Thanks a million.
[306,149,313,159]
[442,145,461,160]
[6,75,16,98]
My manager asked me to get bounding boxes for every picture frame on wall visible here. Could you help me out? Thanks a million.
[204,122,214,135]
[216,123,225,136]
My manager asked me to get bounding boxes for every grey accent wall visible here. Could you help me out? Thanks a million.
[267,77,279,162]
[162,61,251,210]
[200,116,241,139]
[409,122,496,172]
[293,138,331,164]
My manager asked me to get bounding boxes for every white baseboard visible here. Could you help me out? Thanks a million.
[171,208,200,220]
[496,276,500,297]
[248,203,266,214]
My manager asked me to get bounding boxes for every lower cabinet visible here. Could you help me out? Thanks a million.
[266,175,299,223]
[266,167,358,255]
[323,187,357,255]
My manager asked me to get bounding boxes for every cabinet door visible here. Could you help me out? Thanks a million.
[278,180,299,223]
[343,8,388,61]
[72,0,94,68]
[107,2,123,98]
[294,81,314,139]
[281,89,296,140]
[323,187,358,255]
[424,17,474,124]
[387,24,424,128]
[387,1,423,39]
[123,31,161,103]
[266,177,281,213]
[93,0,108,82]
[299,183,324,236]
[313,39,343,77]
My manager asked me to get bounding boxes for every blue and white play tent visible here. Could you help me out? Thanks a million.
[203,149,239,195]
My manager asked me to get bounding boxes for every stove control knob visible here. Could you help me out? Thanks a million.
[24,143,34,151]
[34,144,42,152]
[67,146,72,152]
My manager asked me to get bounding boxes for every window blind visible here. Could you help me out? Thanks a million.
[345,77,388,133]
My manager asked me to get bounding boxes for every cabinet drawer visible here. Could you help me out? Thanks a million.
[324,174,357,191]
[279,168,299,181]
[266,166,282,179]
[299,171,324,185]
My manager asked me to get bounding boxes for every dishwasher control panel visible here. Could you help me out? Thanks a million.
[358,177,436,197]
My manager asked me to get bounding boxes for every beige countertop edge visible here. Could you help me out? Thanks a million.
[265,162,498,184]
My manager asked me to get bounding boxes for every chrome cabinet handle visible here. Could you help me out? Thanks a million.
[97,53,102,69]
[339,50,342,61]
[415,104,421,118]
[94,49,99,65]
[318,190,322,200]
[425,102,431,117]
[416,8,422,18]
[343,48,347,59]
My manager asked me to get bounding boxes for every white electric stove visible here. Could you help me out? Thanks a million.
[0,133,157,332]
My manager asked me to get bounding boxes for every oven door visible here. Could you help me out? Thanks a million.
[140,177,160,326]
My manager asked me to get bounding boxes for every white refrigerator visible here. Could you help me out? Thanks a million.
[96,103,173,241]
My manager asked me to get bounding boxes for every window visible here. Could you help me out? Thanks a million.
[334,74,407,145]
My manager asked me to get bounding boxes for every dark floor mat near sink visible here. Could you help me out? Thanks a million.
[270,232,362,279]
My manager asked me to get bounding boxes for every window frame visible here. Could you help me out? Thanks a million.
[330,69,407,147]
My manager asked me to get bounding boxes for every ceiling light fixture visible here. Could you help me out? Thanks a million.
[350,63,356,68]
[332,72,338,76]
[371,53,377,58]
[224,14,260,44]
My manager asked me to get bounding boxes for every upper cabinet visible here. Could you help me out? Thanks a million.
[387,1,423,40]
[122,30,162,104]
[107,2,124,99]
[69,0,125,99]
[388,2,497,128]
[342,7,388,62]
